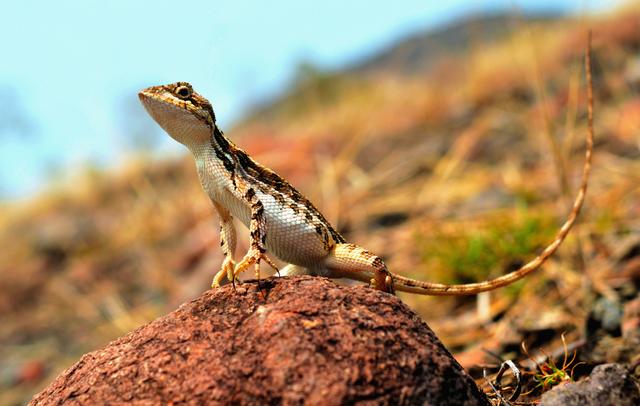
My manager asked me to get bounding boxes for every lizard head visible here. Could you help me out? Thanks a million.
[138,82,216,150]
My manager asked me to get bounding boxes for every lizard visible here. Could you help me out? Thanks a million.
[138,44,593,296]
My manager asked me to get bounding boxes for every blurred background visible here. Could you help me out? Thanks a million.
[1,1,639,404]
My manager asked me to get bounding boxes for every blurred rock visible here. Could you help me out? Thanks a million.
[585,294,640,366]
[16,360,46,385]
[587,296,623,337]
[540,363,640,406]
[30,276,488,405]
[588,331,640,366]
[623,294,640,337]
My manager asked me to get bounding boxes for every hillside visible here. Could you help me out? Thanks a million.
[353,12,559,75]
[248,13,557,121]
[2,8,640,405]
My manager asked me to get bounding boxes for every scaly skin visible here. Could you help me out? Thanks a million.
[138,41,593,295]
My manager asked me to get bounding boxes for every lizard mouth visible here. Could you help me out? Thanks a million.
[138,88,182,119]
[138,89,158,104]
[138,87,187,113]
[137,90,163,117]
[137,90,157,110]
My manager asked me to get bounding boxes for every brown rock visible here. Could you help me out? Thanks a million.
[30,276,488,405]
[540,363,640,406]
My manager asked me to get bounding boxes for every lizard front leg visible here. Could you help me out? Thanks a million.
[233,188,279,281]
[211,202,238,288]
[323,243,395,294]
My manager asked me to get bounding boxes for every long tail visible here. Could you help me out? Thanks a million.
[392,32,595,296]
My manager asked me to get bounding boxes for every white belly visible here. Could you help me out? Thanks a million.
[257,191,329,267]
[197,155,329,267]
[222,189,329,267]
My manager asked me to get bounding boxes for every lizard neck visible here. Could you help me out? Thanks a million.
[189,127,234,165]
[190,126,239,193]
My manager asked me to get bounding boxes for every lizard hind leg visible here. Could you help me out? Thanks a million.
[324,243,395,294]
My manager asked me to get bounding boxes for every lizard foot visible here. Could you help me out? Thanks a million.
[211,257,236,288]
[234,249,279,281]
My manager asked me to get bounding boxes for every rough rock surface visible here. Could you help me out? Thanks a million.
[30,276,488,405]
[540,363,640,406]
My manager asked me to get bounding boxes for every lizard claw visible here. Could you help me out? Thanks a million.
[211,257,236,288]
[234,249,278,281]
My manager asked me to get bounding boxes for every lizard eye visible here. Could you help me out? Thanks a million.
[175,85,192,99]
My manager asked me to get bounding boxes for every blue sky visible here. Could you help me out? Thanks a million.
[0,0,621,199]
